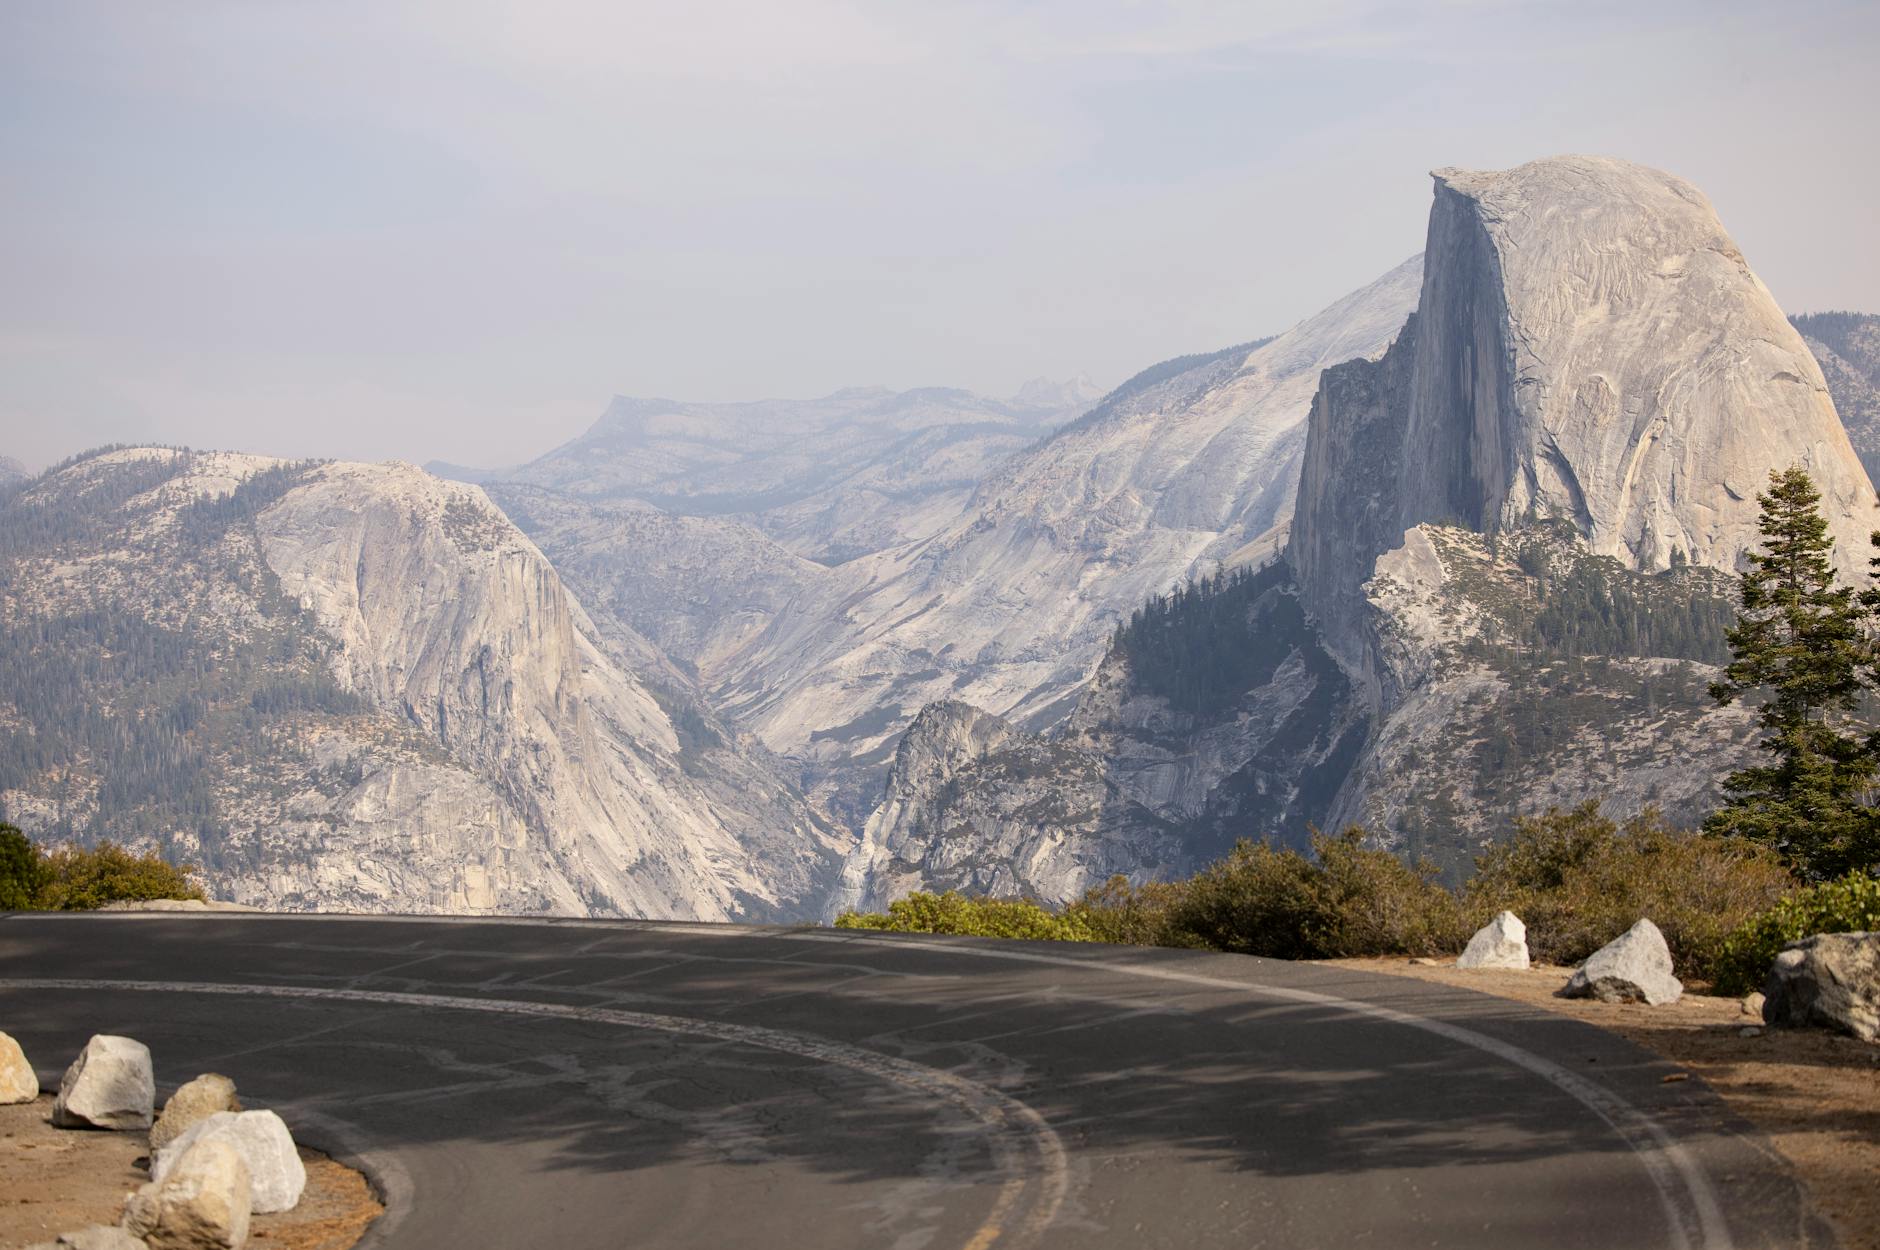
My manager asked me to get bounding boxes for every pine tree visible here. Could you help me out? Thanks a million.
[1705,467,1875,878]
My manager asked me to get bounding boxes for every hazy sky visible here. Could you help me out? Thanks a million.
[3,1,1876,472]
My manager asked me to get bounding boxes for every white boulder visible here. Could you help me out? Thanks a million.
[51,1035,155,1130]
[0,1030,38,1103]
[123,1138,252,1250]
[156,1110,305,1214]
[151,1075,241,1153]
[1763,931,1879,1042]
[1560,918,1683,1005]
[1457,911,1530,970]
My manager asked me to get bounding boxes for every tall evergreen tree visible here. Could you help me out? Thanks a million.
[1705,467,1876,878]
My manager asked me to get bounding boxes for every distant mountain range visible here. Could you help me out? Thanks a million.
[3,156,1875,918]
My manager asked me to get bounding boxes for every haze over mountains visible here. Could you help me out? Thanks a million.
[3,155,1876,919]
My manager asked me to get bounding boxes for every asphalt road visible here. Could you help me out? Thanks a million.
[0,915,1833,1250]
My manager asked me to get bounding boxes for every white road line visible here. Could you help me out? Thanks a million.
[1,976,1070,1250]
[4,914,1736,1248]
[783,932,1734,1250]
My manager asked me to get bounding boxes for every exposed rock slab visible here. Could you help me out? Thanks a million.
[1458,911,1530,970]
[1561,919,1683,1005]
[52,1035,154,1130]
[1763,931,1878,1042]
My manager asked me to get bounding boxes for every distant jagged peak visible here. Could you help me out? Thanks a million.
[1009,374,1105,412]
[0,454,28,485]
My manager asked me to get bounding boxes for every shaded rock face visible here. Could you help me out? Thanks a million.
[1562,918,1683,1005]
[51,1035,154,1130]
[1763,931,1878,1042]
[1795,311,1880,484]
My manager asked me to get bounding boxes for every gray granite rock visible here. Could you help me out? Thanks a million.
[1560,918,1683,1005]
[155,1110,304,1214]
[51,1035,154,1130]
[1763,931,1878,1042]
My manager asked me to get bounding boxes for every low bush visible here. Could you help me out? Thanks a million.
[835,806,1799,985]
[1065,876,1195,947]
[1153,829,1465,959]
[834,891,1098,942]
[1711,871,1880,996]
[1464,804,1795,979]
[2,829,206,911]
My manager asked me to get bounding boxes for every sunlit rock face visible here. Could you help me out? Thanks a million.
[0,449,843,919]
[1294,155,1875,671]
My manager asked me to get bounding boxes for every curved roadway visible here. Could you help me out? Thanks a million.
[0,915,1832,1250]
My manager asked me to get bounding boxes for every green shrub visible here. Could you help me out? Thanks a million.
[1157,829,1464,959]
[1065,876,1196,947]
[0,822,49,910]
[36,840,205,910]
[834,891,1098,942]
[1465,804,1793,978]
[1711,871,1880,996]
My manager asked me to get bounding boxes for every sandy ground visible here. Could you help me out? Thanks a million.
[0,1095,382,1250]
[1325,958,1880,1250]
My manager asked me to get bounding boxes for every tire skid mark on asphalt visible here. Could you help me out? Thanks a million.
[0,977,1071,1250]
[780,933,1734,1250]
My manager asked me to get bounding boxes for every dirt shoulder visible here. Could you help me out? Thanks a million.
[0,1094,381,1250]
[1323,957,1880,1250]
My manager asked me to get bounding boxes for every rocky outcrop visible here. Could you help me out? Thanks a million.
[124,1138,252,1250]
[0,1031,36,1103]
[829,561,1376,909]
[52,1035,155,1130]
[1763,931,1878,1042]
[156,1110,305,1214]
[152,1075,241,1153]
[1561,918,1683,1005]
[1458,911,1530,970]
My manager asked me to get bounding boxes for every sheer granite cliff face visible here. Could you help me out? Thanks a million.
[1293,156,1876,677]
